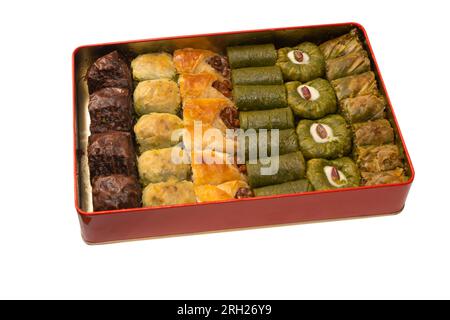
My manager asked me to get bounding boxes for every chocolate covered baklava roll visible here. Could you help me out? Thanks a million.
[134,113,184,153]
[253,179,313,197]
[352,119,394,146]
[286,78,337,119]
[142,180,196,207]
[133,79,181,115]
[319,29,364,60]
[296,114,352,159]
[88,87,133,134]
[306,157,360,190]
[92,174,141,211]
[86,51,132,94]
[88,131,137,180]
[131,52,176,81]
[276,42,325,82]
[227,44,277,69]
[339,94,386,124]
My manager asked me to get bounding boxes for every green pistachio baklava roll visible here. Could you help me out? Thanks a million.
[286,78,337,119]
[233,85,287,111]
[231,66,284,85]
[253,179,313,197]
[134,79,181,116]
[131,52,176,81]
[243,128,299,160]
[137,146,191,186]
[134,113,184,153]
[339,94,386,124]
[325,51,371,81]
[361,168,408,186]
[354,144,403,172]
[296,114,352,159]
[319,28,364,60]
[246,151,306,188]
[331,71,379,101]
[276,42,325,82]
[239,107,295,130]
[227,44,277,69]
[306,157,360,191]
[352,119,394,146]
[142,180,196,207]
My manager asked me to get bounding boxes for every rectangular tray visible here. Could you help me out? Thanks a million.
[73,22,415,244]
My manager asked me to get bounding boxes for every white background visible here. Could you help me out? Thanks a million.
[0,0,448,299]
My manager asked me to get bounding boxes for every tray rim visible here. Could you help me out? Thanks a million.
[72,22,415,217]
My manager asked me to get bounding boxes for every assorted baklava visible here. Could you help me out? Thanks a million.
[85,29,409,211]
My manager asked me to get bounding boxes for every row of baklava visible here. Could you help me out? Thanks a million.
[85,51,142,211]
[130,52,194,206]
[320,29,408,186]
[174,48,252,202]
[226,44,312,196]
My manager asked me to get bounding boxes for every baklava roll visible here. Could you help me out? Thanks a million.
[134,79,181,116]
[276,42,325,82]
[182,98,239,153]
[325,51,371,81]
[179,73,232,100]
[253,179,313,197]
[173,48,230,79]
[137,147,191,186]
[231,66,284,86]
[339,94,386,124]
[361,168,408,186]
[194,180,253,202]
[227,44,277,69]
[88,87,133,134]
[331,71,379,101]
[239,108,295,130]
[86,51,132,94]
[246,151,306,188]
[243,129,299,161]
[92,174,141,211]
[233,85,287,111]
[319,29,364,60]
[134,113,184,153]
[286,78,337,119]
[354,144,403,172]
[296,114,352,159]
[88,131,137,180]
[352,119,394,146]
[191,151,246,186]
[306,157,360,191]
[131,52,177,81]
[142,180,196,207]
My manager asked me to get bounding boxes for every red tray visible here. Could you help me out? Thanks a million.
[73,22,415,244]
